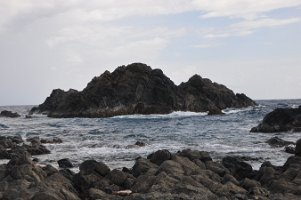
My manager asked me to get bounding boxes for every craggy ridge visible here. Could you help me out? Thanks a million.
[30,63,256,118]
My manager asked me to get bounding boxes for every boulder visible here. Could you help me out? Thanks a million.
[266,136,295,147]
[58,158,73,168]
[222,156,253,180]
[11,135,23,144]
[72,172,103,193]
[79,160,110,176]
[132,158,158,177]
[107,169,128,186]
[0,110,20,118]
[42,164,58,176]
[30,63,256,118]
[25,144,51,155]
[41,137,63,144]
[285,145,296,154]
[26,136,41,145]
[148,149,172,165]
[178,149,212,162]
[6,151,33,167]
[251,106,301,132]
[59,168,75,181]
[135,141,146,147]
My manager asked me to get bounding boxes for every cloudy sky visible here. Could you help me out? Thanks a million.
[0,0,300,105]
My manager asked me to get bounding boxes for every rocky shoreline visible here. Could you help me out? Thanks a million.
[0,135,300,200]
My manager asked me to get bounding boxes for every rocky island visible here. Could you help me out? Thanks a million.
[30,63,256,118]
[251,106,301,133]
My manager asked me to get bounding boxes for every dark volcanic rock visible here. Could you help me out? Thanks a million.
[285,145,296,154]
[0,150,81,200]
[25,144,51,155]
[0,110,20,118]
[58,158,74,168]
[0,136,51,159]
[107,169,128,186]
[41,137,63,144]
[251,106,301,133]
[222,156,254,180]
[135,141,146,147]
[148,149,172,165]
[266,136,295,147]
[296,138,301,156]
[2,146,301,200]
[178,75,255,113]
[79,160,110,176]
[31,63,256,118]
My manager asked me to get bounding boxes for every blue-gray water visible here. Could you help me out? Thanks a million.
[1,99,301,171]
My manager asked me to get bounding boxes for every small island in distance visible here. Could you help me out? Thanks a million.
[30,63,256,118]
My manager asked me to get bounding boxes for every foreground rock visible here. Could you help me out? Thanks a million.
[0,110,20,118]
[1,146,301,200]
[0,151,80,200]
[251,106,301,133]
[30,63,256,118]
[58,158,74,168]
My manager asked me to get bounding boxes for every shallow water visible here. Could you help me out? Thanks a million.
[1,99,301,171]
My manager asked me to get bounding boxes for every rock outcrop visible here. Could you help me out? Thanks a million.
[0,110,20,118]
[251,106,301,133]
[30,63,256,118]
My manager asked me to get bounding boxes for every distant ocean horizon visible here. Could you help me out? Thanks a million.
[1,99,301,172]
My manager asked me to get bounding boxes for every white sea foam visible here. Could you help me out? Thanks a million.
[291,104,299,109]
[222,106,253,114]
[111,111,208,119]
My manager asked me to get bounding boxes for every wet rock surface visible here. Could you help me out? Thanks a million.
[0,136,54,159]
[266,136,295,147]
[58,158,74,169]
[251,106,301,132]
[30,63,256,118]
[0,110,20,118]
[1,142,301,200]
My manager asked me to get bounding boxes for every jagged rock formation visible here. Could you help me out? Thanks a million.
[31,63,256,118]
[251,106,301,133]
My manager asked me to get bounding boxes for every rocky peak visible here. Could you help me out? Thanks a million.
[30,63,256,118]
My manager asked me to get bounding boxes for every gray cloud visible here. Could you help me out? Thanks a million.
[0,0,300,105]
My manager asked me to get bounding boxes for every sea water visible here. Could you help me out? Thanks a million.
[1,99,301,171]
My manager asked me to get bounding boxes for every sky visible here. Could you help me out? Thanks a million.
[0,0,301,105]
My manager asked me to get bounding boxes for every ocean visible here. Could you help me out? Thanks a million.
[1,99,301,171]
